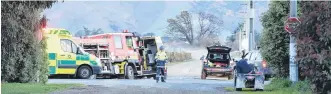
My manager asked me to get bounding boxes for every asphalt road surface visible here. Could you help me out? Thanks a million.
[49,48,268,94]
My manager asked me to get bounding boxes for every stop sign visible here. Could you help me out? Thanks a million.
[284,17,301,34]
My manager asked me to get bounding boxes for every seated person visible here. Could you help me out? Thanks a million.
[236,55,253,74]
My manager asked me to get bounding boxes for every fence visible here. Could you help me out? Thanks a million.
[166,51,192,62]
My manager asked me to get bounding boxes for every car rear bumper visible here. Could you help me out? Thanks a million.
[204,67,232,74]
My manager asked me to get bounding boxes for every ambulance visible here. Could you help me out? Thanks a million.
[44,28,102,79]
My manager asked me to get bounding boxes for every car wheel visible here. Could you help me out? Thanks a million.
[233,69,237,87]
[125,65,135,79]
[77,66,92,79]
[201,70,207,79]
[264,74,271,81]
[234,76,237,87]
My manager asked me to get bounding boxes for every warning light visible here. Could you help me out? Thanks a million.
[123,30,129,33]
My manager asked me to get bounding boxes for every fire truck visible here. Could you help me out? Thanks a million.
[74,30,164,79]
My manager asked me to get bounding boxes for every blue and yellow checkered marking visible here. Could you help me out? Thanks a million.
[49,53,56,60]
[48,53,100,74]
[49,66,56,74]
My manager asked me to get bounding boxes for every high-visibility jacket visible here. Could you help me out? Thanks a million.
[155,51,168,61]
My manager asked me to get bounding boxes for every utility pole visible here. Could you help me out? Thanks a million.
[248,0,254,51]
[289,0,298,83]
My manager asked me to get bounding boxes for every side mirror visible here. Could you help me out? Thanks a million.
[76,47,81,54]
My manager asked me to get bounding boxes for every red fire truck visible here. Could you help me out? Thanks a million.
[74,30,165,79]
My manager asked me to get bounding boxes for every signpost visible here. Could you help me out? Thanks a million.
[285,0,299,83]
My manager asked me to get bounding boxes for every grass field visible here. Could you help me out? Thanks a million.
[1,83,83,94]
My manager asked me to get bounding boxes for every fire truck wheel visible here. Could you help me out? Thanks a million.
[77,66,92,79]
[125,65,135,79]
[201,70,207,79]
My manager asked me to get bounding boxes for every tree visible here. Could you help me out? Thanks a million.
[260,1,290,78]
[196,12,223,46]
[166,11,194,45]
[166,11,223,46]
[226,23,243,51]
[1,1,55,83]
[74,27,104,37]
[295,1,331,94]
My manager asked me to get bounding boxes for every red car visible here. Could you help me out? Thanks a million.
[201,45,233,80]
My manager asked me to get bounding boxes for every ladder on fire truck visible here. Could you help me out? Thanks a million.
[78,39,115,77]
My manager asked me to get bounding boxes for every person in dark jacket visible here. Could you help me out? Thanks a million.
[236,50,253,73]
[236,59,253,73]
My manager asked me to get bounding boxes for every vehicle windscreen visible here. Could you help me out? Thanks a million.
[256,52,262,61]
[208,53,230,60]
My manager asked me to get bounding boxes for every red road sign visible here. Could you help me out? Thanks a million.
[284,17,301,34]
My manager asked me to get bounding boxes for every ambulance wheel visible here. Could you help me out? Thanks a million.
[235,88,242,91]
[125,65,135,79]
[77,66,92,79]
[201,70,207,79]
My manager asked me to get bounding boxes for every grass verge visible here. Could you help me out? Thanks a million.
[1,83,84,94]
[224,78,312,94]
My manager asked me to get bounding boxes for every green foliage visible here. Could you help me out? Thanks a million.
[264,78,312,94]
[265,78,292,91]
[1,1,55,83]
[259,1,290,78]
[295,1,331,94]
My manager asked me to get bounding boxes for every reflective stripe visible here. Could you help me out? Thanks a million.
[155,51,167,60]
[157,66,165,68]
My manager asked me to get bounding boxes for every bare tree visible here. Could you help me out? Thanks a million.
[166,11,194,45]
[196,12,223,46]
[226,23,243,51]
[166,11,222,46]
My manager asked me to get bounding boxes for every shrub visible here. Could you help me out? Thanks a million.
[265,77,312,94]
[295,1,331,94]
[167,51,192,62]
[1,1,55,83]
[260,1,291,78]
[265,78,292,91]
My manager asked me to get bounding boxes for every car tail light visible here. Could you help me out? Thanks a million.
[203,59,207,63]
[256,72,262,74]
[262,60,267,68]
[246,76,255,80]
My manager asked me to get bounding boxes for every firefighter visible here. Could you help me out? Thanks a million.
[155,46,167,83]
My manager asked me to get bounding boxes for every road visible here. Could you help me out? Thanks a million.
[48,48,266,94]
